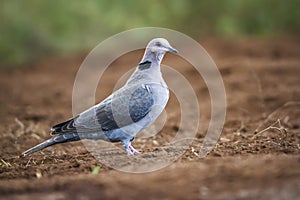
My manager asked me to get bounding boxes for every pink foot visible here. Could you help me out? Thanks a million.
[126,145,141,155]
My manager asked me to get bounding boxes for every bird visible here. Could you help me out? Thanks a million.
[22,38,178,157]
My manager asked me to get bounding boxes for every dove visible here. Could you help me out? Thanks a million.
[22,38,178,156]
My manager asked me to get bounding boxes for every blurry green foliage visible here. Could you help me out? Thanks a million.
[0,0,299,67]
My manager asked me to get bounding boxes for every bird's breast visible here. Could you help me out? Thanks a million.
[145,82,169,103]
[144,83,169,121]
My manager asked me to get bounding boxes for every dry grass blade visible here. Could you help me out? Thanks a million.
[252,119,287,139]
[14,118,25,131]
[252,101,300,139]
[1,158,12,167]
[255,101,300,132]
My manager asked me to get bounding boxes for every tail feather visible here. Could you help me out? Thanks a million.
[22,133,80,157]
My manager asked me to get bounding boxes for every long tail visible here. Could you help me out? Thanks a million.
[22,133,80,157]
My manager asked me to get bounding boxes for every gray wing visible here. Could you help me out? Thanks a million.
[51,84,154,134]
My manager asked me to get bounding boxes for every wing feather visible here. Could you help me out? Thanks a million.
[51,84,154,135]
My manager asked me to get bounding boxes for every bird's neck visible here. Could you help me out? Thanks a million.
[141,50,165,65]
[126,55,164,86]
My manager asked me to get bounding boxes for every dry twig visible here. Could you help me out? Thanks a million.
[255,101,299,132]
[1,158,12,167]
[15,118,25,131]
[252,101,300,139]
[252,119,287,139]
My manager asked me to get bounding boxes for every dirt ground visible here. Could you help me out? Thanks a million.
[0,37,299,199]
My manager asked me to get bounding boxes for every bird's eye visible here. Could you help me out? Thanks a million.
[156,42,162,47]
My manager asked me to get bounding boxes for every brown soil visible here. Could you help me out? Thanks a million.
[0,37,299,199]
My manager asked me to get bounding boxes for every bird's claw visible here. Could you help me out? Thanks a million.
[126,145,141,155]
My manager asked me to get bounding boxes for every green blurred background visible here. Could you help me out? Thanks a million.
[1,0,299,67]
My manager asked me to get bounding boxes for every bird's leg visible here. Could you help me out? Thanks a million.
[126,143,141,155]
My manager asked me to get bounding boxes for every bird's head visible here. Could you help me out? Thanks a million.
[146,38,178,54]
[141,38,178,64]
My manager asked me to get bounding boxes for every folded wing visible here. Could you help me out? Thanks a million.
[51,84,154,135]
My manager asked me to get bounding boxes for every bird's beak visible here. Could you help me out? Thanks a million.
[167,46,179,54]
